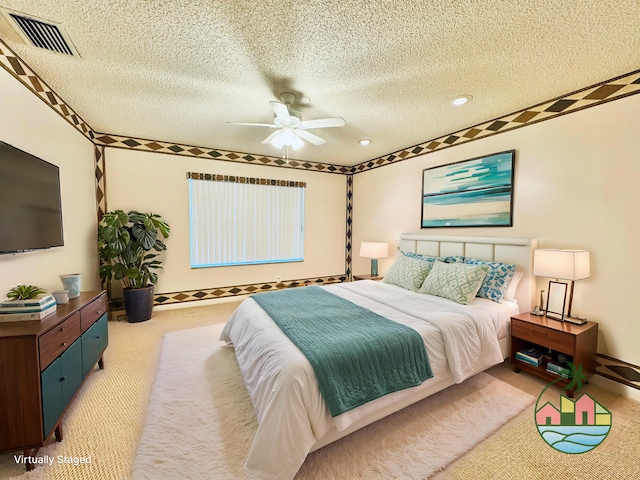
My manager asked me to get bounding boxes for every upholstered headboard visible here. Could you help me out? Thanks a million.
[398,234,537,311]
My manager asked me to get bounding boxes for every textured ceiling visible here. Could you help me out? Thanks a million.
[1,0,639,166]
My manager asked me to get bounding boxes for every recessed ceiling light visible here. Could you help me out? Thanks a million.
[359,139,372,145]
[452,95,473,106]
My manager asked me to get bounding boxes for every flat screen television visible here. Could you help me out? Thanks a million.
[0,141,64,254]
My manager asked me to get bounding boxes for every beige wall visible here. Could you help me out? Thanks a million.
[353,93,640,368]
[103,148,347,294]
[0,68,99,295]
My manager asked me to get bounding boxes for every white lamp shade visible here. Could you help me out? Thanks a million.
[533,249,590,280]
[359,242,388,259]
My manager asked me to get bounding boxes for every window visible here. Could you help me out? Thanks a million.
[188,173,304,267]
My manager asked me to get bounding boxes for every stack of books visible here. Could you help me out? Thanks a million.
[546,360,572,378]
[515,347,544,366]
[0,295,57,322]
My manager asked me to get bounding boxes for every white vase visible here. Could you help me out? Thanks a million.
[60,274,81,298]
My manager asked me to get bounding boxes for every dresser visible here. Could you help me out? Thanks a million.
[0,291,108,469]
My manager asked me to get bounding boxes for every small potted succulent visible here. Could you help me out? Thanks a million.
[5,284,47,301]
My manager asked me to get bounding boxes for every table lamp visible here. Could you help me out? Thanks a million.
[359,242,388,278]
[533,249,590,323]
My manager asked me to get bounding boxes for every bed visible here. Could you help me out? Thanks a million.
[220,234,536,480]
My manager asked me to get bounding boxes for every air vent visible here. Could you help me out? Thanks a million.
[1,10,78,56]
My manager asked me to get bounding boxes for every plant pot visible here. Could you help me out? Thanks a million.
[122,286,154,323]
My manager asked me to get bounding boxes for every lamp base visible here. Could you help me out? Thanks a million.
[564,316,587,325]
[370,259,378,277]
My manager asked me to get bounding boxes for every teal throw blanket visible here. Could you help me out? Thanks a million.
[252,286,433,416]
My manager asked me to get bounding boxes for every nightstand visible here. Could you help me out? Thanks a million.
[353,274,383,281]
[510,312,598,398]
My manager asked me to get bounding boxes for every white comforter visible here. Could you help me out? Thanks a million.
[220,280,516,480]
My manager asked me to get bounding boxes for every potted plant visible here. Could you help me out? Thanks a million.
[98,210,170,322]
[5,284,47,301]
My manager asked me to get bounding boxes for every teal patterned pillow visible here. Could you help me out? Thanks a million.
[402,251,437,262]
[464,258,516,303]
[382,254,435,291]
[402,251,462,263]
[419,261,489,305]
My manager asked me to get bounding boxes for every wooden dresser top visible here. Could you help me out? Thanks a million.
[0,291,104,339]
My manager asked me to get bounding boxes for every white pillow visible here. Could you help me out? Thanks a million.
[504,271,524,303]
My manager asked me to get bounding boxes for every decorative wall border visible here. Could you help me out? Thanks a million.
[0,39,95,141]
[345,174,353,281]
[94,133,350,174]
[350,69,640,174]
[95,145,107,221]
[151,275,346,306]
[186,171,306,188]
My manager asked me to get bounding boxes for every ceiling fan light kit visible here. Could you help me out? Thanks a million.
[227,92,346,155]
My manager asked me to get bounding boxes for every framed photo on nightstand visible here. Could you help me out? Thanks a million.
[545,280,567,321]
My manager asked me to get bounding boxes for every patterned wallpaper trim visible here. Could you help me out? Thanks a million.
[152,275,346,306]
[187,171,306,188]
[94,133,350,175]
[345,174,353,282]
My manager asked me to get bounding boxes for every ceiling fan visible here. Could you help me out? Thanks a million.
[227,92,346,151]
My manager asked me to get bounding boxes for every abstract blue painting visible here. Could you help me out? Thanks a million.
[421,150,515,228]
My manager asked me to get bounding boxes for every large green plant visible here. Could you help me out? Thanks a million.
[98,210,170,289]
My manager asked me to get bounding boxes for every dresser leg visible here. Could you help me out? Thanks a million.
[24,447,40,471]
[55,424,63,442]
[98,355,105,370]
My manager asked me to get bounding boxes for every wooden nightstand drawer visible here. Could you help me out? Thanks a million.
[511,318,574,353]
[39,312,81,371]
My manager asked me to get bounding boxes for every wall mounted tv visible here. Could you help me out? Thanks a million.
[0,141,64,254]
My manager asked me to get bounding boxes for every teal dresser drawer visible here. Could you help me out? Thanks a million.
[40,338,83,437]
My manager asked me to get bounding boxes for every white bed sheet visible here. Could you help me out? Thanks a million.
[220,280,518,480]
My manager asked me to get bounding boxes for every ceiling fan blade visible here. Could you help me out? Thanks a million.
[295,129,325,145]
[261,131,281,144]
[300,117,346,129]
[226,122,279,128]
[270,101,291,122]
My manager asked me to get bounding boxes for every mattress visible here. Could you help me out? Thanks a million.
[220,280,518,480]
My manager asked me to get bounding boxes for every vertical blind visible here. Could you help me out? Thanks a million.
[188,174,305,267]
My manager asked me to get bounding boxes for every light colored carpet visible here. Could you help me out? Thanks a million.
[132,323,535,479]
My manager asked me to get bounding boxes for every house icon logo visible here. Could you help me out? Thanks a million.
[536,393,612,453]
[534,363,612,454]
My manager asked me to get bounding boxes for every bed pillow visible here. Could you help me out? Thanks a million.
[401,251,437,262]
[402,251,462,264]
[382,254,435,291]
[504,271,524,303]
[419,261,489,305]
[463,258,516,304]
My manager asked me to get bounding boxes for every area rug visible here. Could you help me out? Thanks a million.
[132,324,534,480]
